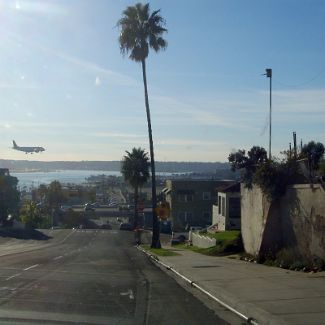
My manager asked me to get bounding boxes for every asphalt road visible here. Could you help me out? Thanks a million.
[0,229,238,325]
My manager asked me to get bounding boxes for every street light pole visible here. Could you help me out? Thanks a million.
[265,68,272,160]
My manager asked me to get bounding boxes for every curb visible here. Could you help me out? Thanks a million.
[137,245,259,325]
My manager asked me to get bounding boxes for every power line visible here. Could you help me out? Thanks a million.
[274,67,325,88]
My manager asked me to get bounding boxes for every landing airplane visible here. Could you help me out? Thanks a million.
[12,140,45,154]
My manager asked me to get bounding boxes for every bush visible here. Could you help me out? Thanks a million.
[258,248,325,272]
[312,256,325,270]
[253,159,300,200]
[275,248,304,269]
[203,231,243,255]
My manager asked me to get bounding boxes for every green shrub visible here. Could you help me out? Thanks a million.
[313,256,325,270]
[196,231,243,255]
[261,248,325,271]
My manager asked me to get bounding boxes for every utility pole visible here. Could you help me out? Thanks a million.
[293,131,297,159]
[289,143,292,159]
[264,68,272,160]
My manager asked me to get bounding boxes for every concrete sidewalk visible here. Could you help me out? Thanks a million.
[152,247,325,325]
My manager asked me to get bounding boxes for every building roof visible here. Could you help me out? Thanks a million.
[216,182,240,193]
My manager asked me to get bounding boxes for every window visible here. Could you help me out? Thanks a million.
[202,191,211,200]
[178,211,193,222]
[229,197,241,218]
[218,196,221,214]
[177,189,194,202]
[177,193,193,202]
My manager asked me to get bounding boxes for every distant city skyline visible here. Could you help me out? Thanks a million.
[0,0,324,162]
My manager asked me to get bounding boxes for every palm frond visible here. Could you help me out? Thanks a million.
[121,147,150,189]
[117,2,167,61]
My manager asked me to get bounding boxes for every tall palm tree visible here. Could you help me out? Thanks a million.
[121,148,150,229]
[118,3,167,248]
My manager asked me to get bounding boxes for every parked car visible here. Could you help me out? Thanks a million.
[119,223,134,231]
[160,221,172,234]
[60,205,71,212]
[91,202,101,208]
[84,203,95,211]
[171,231,188,245]
[100,224,112,230]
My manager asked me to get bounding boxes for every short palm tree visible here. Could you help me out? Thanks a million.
[118,3,167,248]
[121,148,150,229]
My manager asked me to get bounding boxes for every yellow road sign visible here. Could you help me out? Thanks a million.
[155,201,170,220]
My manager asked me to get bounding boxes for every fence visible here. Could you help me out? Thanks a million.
[189,231,216,248]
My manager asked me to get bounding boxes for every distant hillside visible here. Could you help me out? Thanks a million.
[0,159,231,174]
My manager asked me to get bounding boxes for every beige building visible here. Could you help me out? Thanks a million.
[163,179,233,231]
[212,183,241,231]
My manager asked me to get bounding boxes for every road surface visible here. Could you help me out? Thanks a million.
[0,229,241,324]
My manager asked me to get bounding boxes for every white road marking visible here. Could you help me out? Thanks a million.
[23,264,39,271]
[0,287,16,291]
[53,256,63,260]
[120,289,134,300]
[6,273,22,281]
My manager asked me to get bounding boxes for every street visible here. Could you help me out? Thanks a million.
[0,229,237,325]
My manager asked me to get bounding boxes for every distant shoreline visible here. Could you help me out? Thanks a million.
[1,159,232,176]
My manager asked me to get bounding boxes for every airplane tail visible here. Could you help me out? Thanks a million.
[12,140,18,148]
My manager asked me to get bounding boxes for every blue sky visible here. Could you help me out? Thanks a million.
[1,0,325,162]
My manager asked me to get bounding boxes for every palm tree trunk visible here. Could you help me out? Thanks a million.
[134,185,140,244]
[134,185,139,229]
[141,58,161,248]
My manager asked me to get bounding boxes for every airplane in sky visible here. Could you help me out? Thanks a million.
[12,140,45,154]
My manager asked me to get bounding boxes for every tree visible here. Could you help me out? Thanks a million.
[229,145,302,200]
[20,201,42,229]
[319,158,325,176]
[121,148,150,229]
[228,146,268,188]
[118,3,167,248]
[61,209,83,228]
[300,141,325,176]
[47,181,65,209]
[0,173,20,223]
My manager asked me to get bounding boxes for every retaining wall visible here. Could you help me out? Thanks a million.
[241,183,325,259]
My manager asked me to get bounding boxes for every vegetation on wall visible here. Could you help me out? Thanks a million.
[253,159,300,200]
[229,141,325,200]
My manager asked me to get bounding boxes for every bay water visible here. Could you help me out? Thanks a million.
[11,170,121,189]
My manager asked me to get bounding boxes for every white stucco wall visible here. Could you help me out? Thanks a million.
[212,202,226,231]
[241,184,271,256]
[280,184,325,258]
[241,183,325,258]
